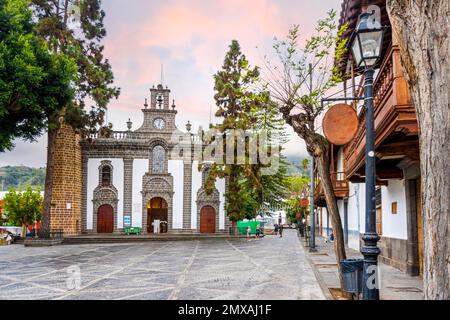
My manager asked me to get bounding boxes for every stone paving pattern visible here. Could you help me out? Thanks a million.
[0,229,325,300]
[304,236,423,300]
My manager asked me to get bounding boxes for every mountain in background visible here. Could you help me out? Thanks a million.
[0,166,46,191]
[285,155,311,177]
[0,155,308,192]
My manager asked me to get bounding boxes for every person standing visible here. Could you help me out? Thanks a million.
[274,223,278,236]
[256,224,261,240]
[246,226,251,241]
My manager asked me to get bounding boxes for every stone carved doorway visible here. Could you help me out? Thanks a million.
[147,197,168,234]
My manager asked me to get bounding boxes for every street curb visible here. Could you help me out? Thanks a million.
[298,235,335,300]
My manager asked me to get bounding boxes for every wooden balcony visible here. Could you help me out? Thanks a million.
[314,172,349,207]
[331,172,349,198]
[343,45,419,182]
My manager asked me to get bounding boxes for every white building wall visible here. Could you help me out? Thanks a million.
[319,160,407,249]
[168,160,183,229]
[320,207,330,237]
[132,159,148,228]
[86,158,124,230]
[191,160,202,229]
[381,179,407,240]
[337,199,344,224]
[87,159,100,230]
[346,182,365,250]
[112,159,124,229]
[336,148,344,173]
[345,179,408,248]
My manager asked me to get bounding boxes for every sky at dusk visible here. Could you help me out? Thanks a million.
[0,0,342,168]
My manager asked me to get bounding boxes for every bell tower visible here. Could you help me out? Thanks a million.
[150,84,170,109]
[136,84,178,133]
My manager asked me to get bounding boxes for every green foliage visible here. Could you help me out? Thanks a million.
[268,9,348,131]
[31,0,120,133]
[284,158,312,223]
[288,175,310,198]
[0,0,77,151]
[4,185,43,226]
[205,40,289,221]
[0,166,45,190]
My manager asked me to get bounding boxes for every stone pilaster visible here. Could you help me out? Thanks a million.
[81,155,88,234]
[223,176,232,233]
[123,158,133,227]
[183,161,192,230]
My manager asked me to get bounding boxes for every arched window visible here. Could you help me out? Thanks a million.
[101,166,111,186]
[152,145,165,173]
[202,168,210,184]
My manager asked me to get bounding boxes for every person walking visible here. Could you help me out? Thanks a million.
[279,224,283,238]
[274,223,278,236]
[246,226,251,241]
[256,224,261,240]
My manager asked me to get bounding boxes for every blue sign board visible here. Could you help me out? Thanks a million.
[123,216,131,226]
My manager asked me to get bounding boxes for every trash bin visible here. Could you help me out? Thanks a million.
[340,258,364,294]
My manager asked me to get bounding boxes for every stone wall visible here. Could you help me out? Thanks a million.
[378,236,408,272]
[49,120,82,236]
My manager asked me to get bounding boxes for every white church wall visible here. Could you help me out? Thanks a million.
[168,159,184,229]
[87,159,100,230]
[216,178,226,230]
[381,180,407,240]
[191,160,202,229]
[111,159,124,229]
[86,158,124,230]
[132,159,148,228]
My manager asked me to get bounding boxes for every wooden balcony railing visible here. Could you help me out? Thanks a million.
[331,172,349,198]
[314,172,350,202]
[343,45,417,179]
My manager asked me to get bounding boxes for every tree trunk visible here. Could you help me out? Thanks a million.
[41,127,58,233]
[315,143,348,293]
[232,220,237,235]
[387,0,449,300]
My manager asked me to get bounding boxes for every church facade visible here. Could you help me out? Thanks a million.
[78,84,231,235]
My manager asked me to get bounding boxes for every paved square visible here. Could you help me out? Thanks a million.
[0,230,325,300]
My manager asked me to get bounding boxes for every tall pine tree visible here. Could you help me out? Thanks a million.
[0,0,76,151]
[205,40,289,224]
[30,0,120,231]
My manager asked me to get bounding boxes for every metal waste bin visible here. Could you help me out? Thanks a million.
[340,258,363,294]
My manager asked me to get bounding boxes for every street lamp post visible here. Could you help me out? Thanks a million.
[349,11,386,300]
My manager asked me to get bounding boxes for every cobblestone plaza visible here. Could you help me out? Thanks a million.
[0,230,325,300]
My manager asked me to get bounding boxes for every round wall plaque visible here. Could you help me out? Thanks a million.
[322,104,359,145]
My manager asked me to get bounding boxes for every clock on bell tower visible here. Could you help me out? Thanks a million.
[135,83,178,133]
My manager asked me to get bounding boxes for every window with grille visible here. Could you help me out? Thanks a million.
[101,166,111,186]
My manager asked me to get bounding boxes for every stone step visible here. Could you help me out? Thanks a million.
[62,234,246,245]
